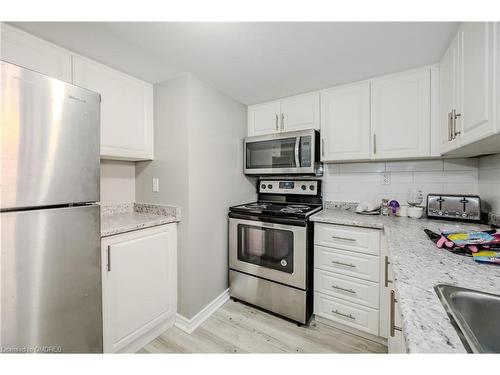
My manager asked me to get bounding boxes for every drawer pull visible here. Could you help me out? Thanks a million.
[384,256,393,287]
[390,290,402,337]
[331,260,356,268]
[331,285,356,294]
[331,235,356,242]
[331,309,355,320]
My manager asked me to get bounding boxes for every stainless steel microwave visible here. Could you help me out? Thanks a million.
[244,129,322,175]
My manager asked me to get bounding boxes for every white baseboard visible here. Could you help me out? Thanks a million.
[175,288,230,334]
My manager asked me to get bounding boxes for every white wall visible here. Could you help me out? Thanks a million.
[100,160,136,204]
[135,74,255,319]
[323,158,479,205]
[478,153,500,213]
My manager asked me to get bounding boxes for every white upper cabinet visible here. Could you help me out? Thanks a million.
[439,34,461,154]
[371,68,431,159]
[459,22,497,145]
[280,92,320,132]
[247,100,281,136]
[247,92,320,136]
[440,22,500,156]
[73,56,154,161]
[0,24,72,82]
[320,82,370,161]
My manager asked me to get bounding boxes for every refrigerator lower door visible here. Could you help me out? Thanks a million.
[1,61,100,210]
[1,205,102,353]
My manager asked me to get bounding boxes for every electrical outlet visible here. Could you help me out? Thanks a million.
[152,178,160,192]
[381,172,391,185]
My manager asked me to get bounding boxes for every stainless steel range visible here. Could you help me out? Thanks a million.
[228,179,322,324]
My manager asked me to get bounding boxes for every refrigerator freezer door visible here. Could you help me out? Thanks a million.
[1,205,102,353]
[1,61,100,210]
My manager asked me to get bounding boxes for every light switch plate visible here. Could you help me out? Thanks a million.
[381,172,391,185]
[152,178,160,192]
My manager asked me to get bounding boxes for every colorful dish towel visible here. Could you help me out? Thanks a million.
[424,228,500,265]
[472,251,500,264]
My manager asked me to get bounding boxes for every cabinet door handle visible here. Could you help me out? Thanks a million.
[275,114,279,131]
[321,138,325,157]
[453,109,462,138]
[331,285,356,294]
[384,256,393,288]
[390,290,402,337]
[373,134,377,154]
[331,260,356,268]
[331,309,356,320]
[447,112,453,141]
[280,113,285,131]
[331,235,356,242]
[107,245,111,272]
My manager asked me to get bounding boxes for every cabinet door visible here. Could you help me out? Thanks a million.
[72,56,154,161]
[320,82,370,161]
[281,92,320,132]
[371,68,431,159]
[247,100,281,136]
[0,24,72,82]
[459,22,496,145]
[439,34,461,154]
[102,224,177,353]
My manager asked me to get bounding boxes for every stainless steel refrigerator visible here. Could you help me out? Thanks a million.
[1,61,102,353]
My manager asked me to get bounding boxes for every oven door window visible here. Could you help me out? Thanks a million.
[246,138,297,170]
[237,224,294,273]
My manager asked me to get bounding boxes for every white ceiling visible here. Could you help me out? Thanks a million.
[12,22,459,105]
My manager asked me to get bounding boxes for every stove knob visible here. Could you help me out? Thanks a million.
[301,185,307,190]
[462,213,467,218]
[261,184,266,189]
[438,211,443,216]
[309,185,315,191]
[268,184,273,189]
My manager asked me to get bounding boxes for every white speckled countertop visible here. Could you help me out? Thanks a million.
[310,208,500,353]
[101,203,181,237]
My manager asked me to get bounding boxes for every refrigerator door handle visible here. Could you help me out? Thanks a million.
[107,245,111,272]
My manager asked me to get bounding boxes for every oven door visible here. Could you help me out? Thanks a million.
[244,129,316,175]
[229,217,306,290]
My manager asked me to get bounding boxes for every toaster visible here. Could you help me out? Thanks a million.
[426,194,481,222]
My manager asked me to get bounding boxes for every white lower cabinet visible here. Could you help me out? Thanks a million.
[101,224,177,353]
[314,223,385,341]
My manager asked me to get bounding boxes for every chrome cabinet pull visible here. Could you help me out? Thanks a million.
[373,134,377,154]
[321,138,325,157]
[107,245,111,272]
[384,256,393,288]
[331,235,356,242]
[331,260,356,268]
[331,285,356,294]
[447,112,453,141]
[452,109,462,138]
[390,290,402,337]
[275,114,279,131]
[331,309,355,320]
[280,113,285,131]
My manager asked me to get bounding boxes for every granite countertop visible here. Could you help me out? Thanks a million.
[101,203,181,237]
[310,208,500,353]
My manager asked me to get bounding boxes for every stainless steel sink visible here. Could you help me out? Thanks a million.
[435,284,500,353]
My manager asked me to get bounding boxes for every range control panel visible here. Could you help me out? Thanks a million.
[259,180,319,195]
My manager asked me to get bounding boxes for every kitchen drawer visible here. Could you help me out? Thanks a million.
[314,245,379,282]
[314,269,379,309]
[314,292,379,335]
[314,223,380,255]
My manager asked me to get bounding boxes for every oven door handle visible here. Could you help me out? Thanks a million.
[294,137,300,168]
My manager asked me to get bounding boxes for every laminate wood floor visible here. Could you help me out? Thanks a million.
[138,299,387,353]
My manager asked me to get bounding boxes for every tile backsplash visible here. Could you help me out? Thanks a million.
[478,153,500,213]
[323,158,479,206]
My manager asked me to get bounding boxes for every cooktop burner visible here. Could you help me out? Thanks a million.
[244,203,269,209]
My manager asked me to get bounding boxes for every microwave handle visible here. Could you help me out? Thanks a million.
[294,137,301,168]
